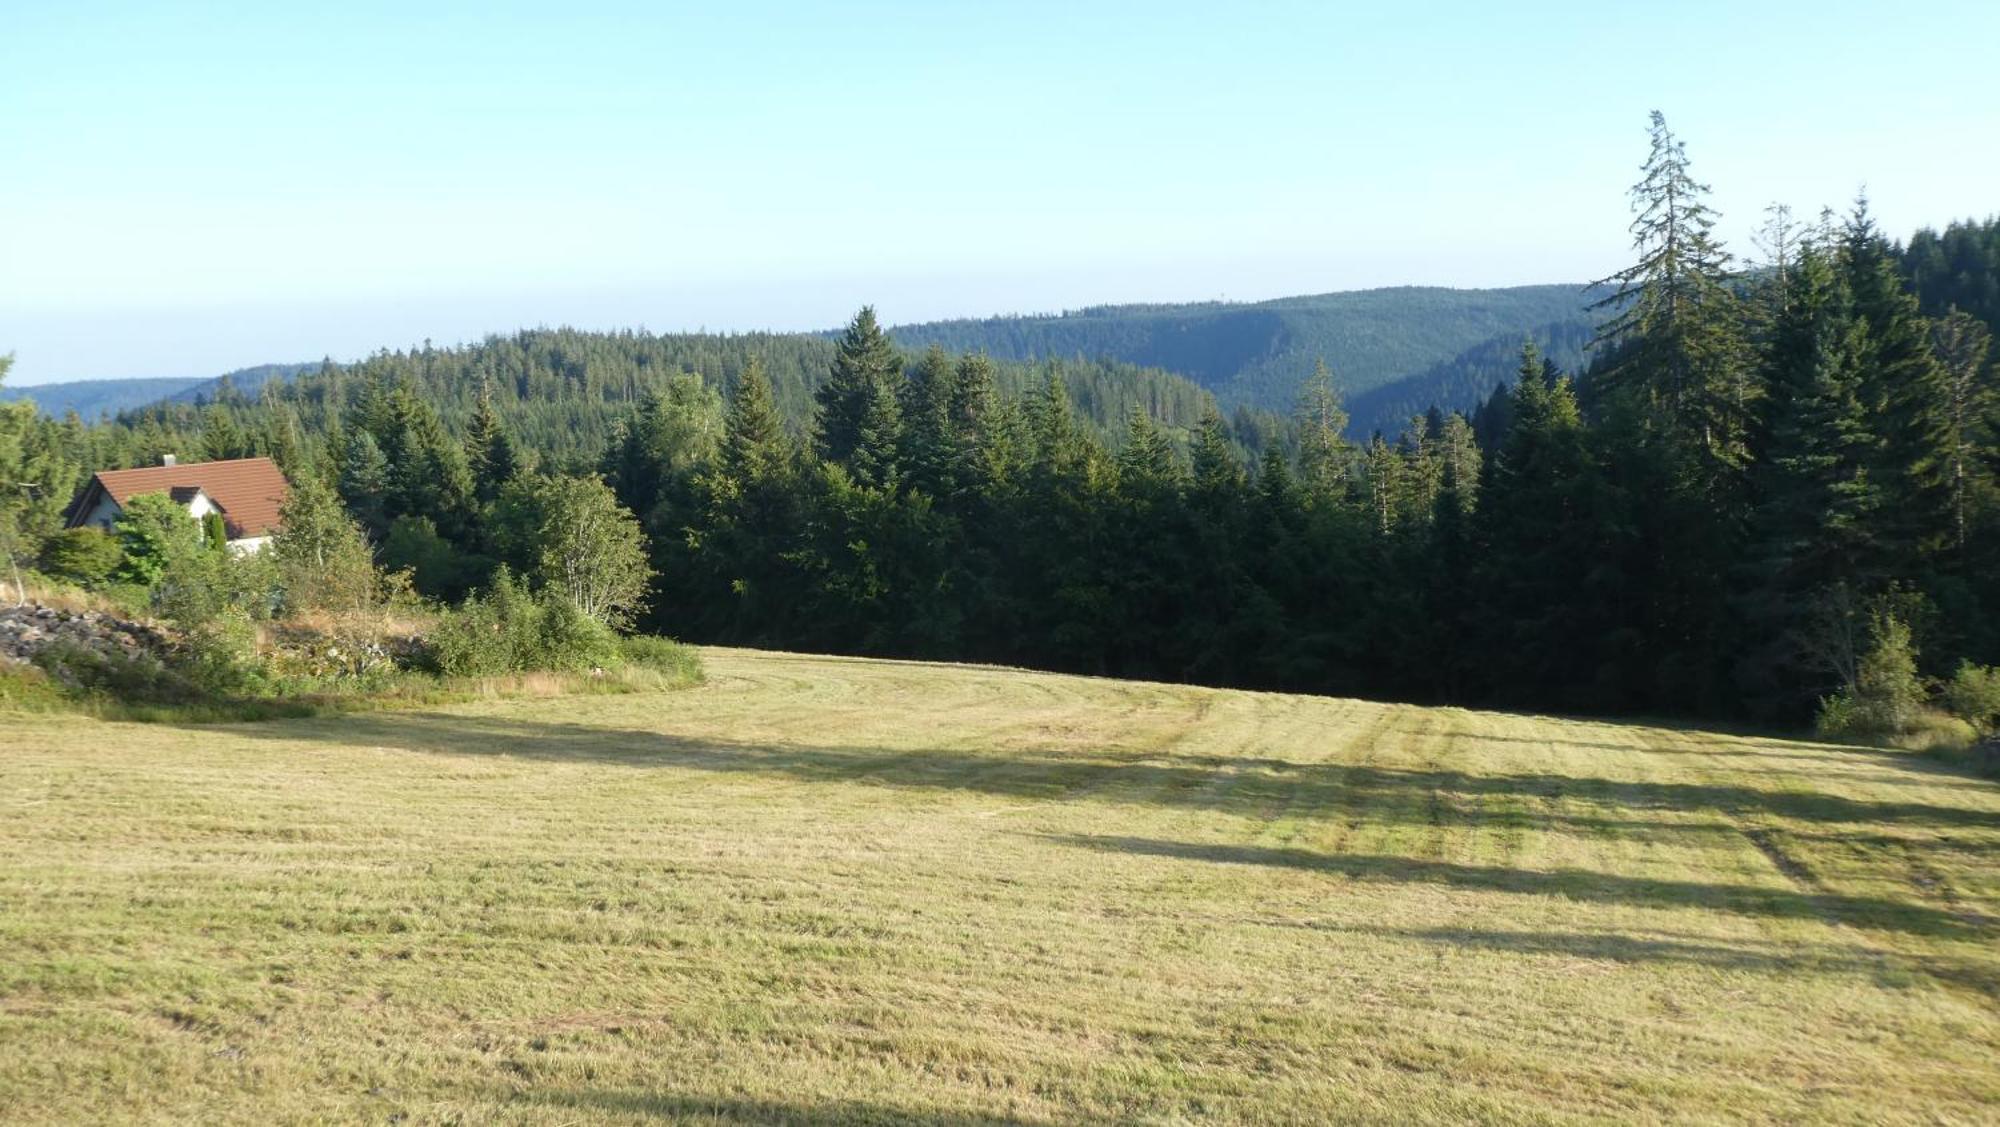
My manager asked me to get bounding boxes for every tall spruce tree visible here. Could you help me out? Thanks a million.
[1930,310,1995,555]
[465,376,522,504]
[1735,247,1882,717]
[816,306,900,467]
[719,356,787,485]
[900,344,958,498]
[1476,343,1605,706]
[1296,358,1353,503]
[1843,200,1954,569]
[1590,111,1753,476]
[337,429,393,538]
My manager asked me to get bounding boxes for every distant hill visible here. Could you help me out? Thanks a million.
[161,363,320,405]
[109,328,1223,470]
[60,283,1616,440]
[887,284,1607,415]
[0,377,209,419]
[1344,320,1597,439]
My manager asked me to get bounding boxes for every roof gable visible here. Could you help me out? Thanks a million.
[78,457,290,539]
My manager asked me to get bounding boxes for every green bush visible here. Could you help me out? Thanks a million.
[30,639,199,704]
[1944,663,2000,736]
[425,569,620,678]
[37,528,125,586]
[619,634,704,683]
[112,492,202,586]
[1817,614,1926,742]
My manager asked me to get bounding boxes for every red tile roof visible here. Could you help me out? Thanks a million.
[77,457,290,539]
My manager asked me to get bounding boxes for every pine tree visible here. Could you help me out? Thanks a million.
[385,387,477,539]
[1843,200,1954,568]
[1030,368,1085,478]
[1362,437,1402,536]
[465,376,521,503]
[1930,310,1995,555]
[199,403,249,461]
[1189,406,1243,518]
[1736,247,1882,716]
[816,306,900,466]
[720,356,788,485]
[338,429,392,537]
[1115,409,1184,502]
[947,353,1002,499]
[1590,111,1753,474]
[850,374,904,492]
[1434,412,1481,521]
[1475,342,1604,705]
[1296,358,1352,503]
[900,345,958,497]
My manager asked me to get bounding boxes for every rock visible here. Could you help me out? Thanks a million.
[0,603,174,667]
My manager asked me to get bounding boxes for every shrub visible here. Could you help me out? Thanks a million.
[425,569,619,678]
[30,638,198,704]
[113,492,203,586]
[273,475,383,617]
[1817,613,1926,741]
[38,528,125,587]
[619,634,704,684]
[529,595,622,673]
[1943,663,2000,736]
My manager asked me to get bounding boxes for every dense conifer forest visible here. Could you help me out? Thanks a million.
[4,114,1997,730]
[885,283,1602,415]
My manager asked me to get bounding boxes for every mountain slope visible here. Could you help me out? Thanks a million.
[889,283,1604,412]
[160,363,321,405]
[0,377,209,419]
[1344,319,1597,439]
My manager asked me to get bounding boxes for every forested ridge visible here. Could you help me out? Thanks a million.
[3,113,1998,733]
[88,330,1220,472]
[0,377,206,420]
[886,283,1605,416]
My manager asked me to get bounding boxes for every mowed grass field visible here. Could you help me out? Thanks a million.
[4,649,2000,1124]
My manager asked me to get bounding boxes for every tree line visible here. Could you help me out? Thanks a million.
[4,113,1998,736]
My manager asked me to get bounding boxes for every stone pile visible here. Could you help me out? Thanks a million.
[0,604,170,666]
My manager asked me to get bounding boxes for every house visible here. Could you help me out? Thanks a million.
[67,455,290,553]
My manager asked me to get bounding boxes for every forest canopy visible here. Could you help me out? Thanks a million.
[4,114,1998,737]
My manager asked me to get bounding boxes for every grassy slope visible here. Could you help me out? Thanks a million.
[4,648,1999,1124]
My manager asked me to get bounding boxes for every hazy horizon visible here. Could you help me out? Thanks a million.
[6,273,1603,388]
[5,1,1996,385]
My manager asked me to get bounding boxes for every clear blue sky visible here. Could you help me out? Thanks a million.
[3,1,1995,384]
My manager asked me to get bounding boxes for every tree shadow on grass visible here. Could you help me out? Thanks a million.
[1038,834,1994,940]
[213,711,2000,835]
[1320,924,2000,996]
[494,1087,1044,1125]
[184,710,2000,940]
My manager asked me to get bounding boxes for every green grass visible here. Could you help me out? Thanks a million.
[4,648,1999,1123]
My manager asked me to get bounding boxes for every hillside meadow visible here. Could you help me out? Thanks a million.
[3,647,1999,1123]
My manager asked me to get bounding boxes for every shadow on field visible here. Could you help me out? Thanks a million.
[1041,834,1991,939]
[214,711,2000,836]
[1326,924,2000,995]
[1433,727,1975,786]
[497,1088,1044,1125]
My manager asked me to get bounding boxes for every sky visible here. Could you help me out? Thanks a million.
[2,1,1996,385]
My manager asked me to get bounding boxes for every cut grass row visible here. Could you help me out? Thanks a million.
[3,647,1998,1122]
